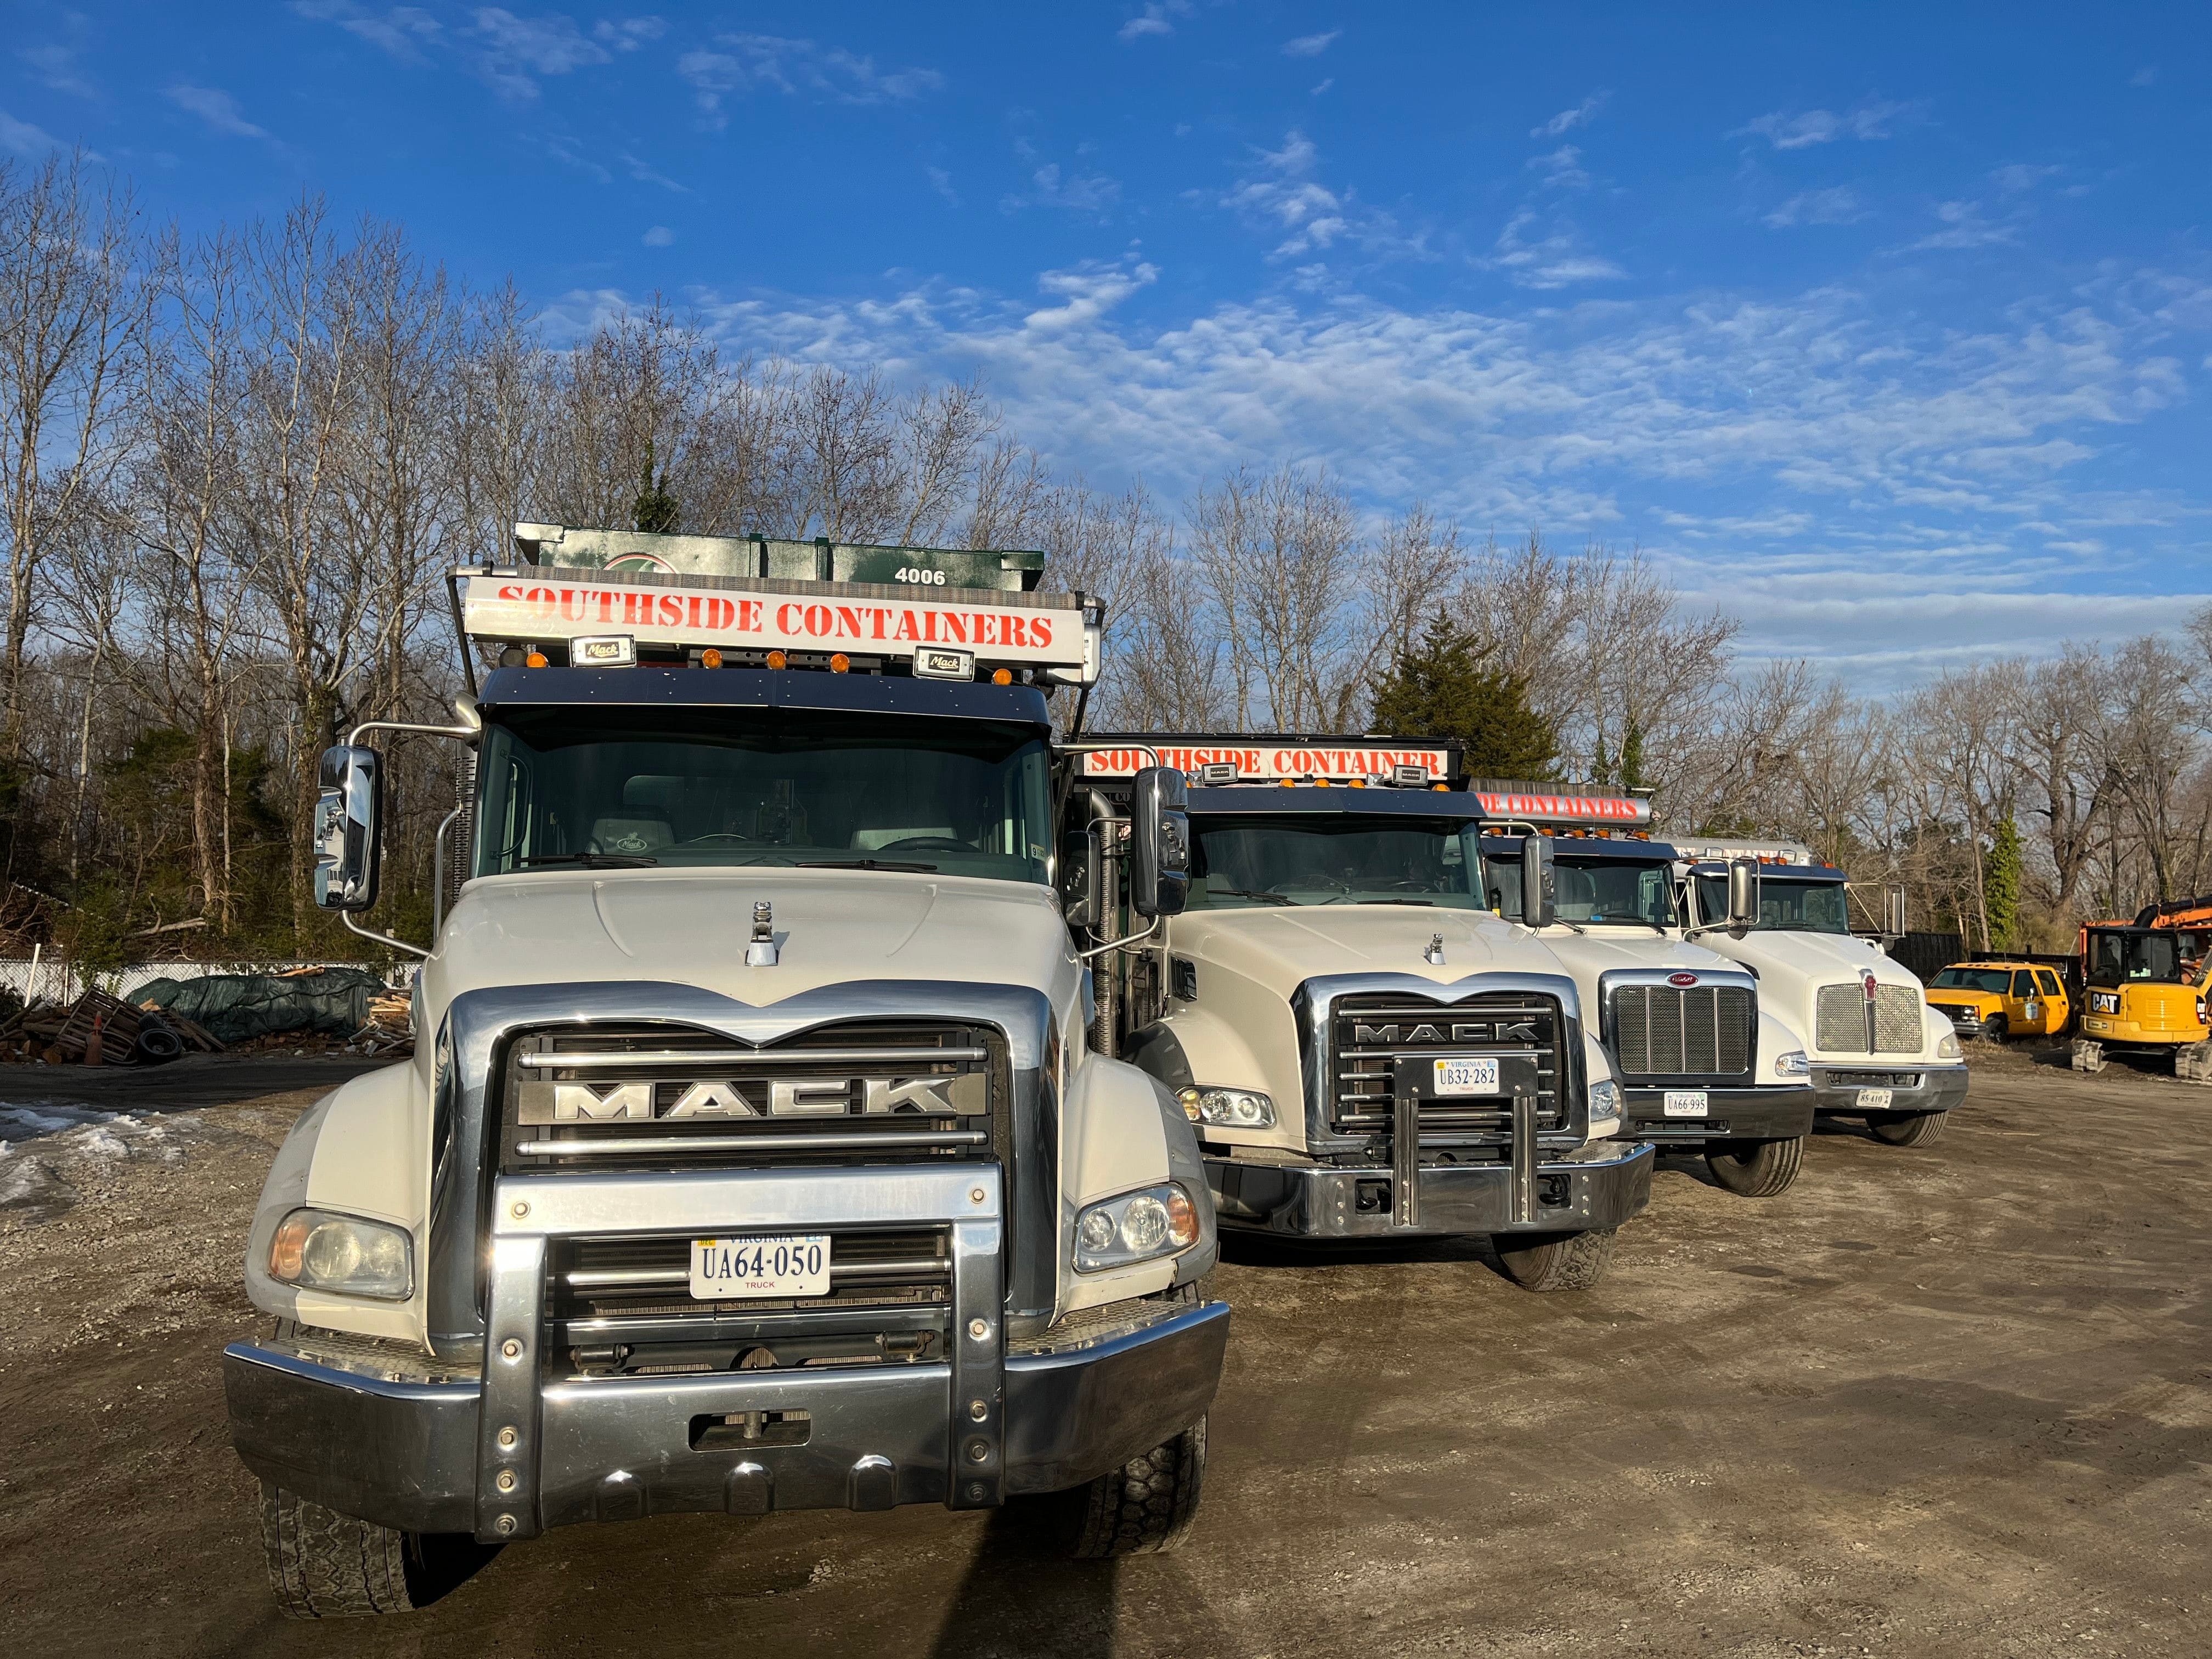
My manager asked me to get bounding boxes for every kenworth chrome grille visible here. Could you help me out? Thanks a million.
[1330,992,1565,1148]
[547,1226,952,1377]
[1610,983,1755,1080]
[1814,985,1923,1054]
[498,1022,1005,1174]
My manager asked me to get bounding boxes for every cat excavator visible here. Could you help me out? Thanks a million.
[2073,894,2212,1080]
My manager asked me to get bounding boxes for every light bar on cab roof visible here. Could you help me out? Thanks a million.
[1078,740,1456,782]
[457,563,1099,685]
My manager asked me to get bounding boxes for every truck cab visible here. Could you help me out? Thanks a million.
[1925,961,2070,1042]
[1672,843,1968,1148]
[1470,806,1815,1198]
[223,526,1228,1617]
[1070,738,1654,1293]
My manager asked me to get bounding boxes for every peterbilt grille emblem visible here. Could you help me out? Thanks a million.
[515,1072,986,1125]
[1668,972,1698,988]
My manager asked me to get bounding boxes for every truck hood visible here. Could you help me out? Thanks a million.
[1168,904,1572,1001]
[1691,927,1942,1060]
[419,867,1076,1025]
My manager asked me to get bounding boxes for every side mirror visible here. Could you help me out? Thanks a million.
[1129,766,1191,919]
[1060,829,1102,928]
[1727,857,1760,928]
[314,744,383,912]
[1520,836,1555,928]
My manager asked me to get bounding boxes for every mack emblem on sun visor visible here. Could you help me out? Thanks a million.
[515,1072,988,1124]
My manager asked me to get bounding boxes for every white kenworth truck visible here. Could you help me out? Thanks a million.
[1068,738,1652,1293]
[1671,839,1968,1148]
[222,524,1228,1618]
[1468,792,1817,1198]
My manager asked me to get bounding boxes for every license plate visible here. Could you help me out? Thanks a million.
[690,1234,831,1300]
[1662,1090,1708,1118]
[1856,1087,1893,1110]
[1431,1056,1501,1096]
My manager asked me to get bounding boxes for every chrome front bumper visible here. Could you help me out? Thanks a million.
[1811,1064,1970,1115]
[224,1164,1227,1542]
[1614,1085,1815,1146]
[1205,1141,1652,1240]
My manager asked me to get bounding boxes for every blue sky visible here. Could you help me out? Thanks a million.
[6,2,2210,687]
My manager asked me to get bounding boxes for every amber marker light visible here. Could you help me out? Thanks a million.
[1315,778,1331,787]
[991,668,1013,685]
[831,653,851,673]
[524,651,548,668]
[269,1211,311,1281]
[701,647,723,668]
[1165,1186,1200,1249]
[765,649,788,669]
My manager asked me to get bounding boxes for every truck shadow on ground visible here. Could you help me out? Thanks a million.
[926,1507,1120,1659]
[1217,1229,1511,1277]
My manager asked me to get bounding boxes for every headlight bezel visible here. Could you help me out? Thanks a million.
[267,1206,415,1301]
[1588,1079,1622,1121]
[1073,1182,1202,1273]
[1937,1033,1962,1059]
[1775,1048,1811,1078]
[1176,1085,1277,1128]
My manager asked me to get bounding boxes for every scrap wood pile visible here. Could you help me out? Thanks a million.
[0,986,223,1065]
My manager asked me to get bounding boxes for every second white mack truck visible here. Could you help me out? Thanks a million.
[1465,792,1816,1197]
[1069,738,1652,1293]
[221,525,1228,1617]
[1671,839,1968,1148]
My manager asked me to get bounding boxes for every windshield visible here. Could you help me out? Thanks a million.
[2086,930,2183,988]
[474,707,1052,885]
[1485,855,1675,927]
[1186,815,1484,909]
[1695,873,1849,934]
[1929,967,2012,995]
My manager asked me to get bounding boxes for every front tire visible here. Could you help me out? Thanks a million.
[1868,1110,1949,1147]
[1052,1417,1209,1558]
[1705,1135,1804,1197]
[261,1483,430,1618]
[1494,1227,1616,1291]
[1982,1013,2008,1043]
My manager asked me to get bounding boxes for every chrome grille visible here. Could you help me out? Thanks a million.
[498,1021,1002,1174]
[1609,984,1755,1079]
[548,1226,952,1376]
[1330,993,1565,1145]
[1813,984,1923,1054]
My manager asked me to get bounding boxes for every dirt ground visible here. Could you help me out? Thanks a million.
[2,1043,2208,1659]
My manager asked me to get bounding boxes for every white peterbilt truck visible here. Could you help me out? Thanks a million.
[222,526,1228,1616]
[1068,738,1653,1292]
[1464,791,1816,1197]
[1670,839,1968,1147]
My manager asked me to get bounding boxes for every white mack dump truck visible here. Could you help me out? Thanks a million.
[222,524,1228,1617]
[1069,738,1652,1293]
[1468,793,1817,1198]
[1671,839,1968,1148]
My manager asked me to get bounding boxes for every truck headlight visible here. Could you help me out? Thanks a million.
[1774,1049,1810,1078]
[1074,1183,1201,1272]
[1937,1034,1962,1059]
[1177,1086,1276,1128]
[1588,1079,1621,1123]
[268,1207,413,1300]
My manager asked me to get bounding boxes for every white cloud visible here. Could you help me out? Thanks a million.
[1734,99,1916,150]
[1282,30,1341,57]
[16,38,99,99]
[678,33,943,125]
[1532,92,1608,138]
[1903,199,2021,252]
[1118,2,1189,42]
[641,224,673,245]
[1311,77,1334,96]
[0,110,65,154]
[2129,66,2156,87]
[1990,162,2063,194]
[1763,187,1866,228]
[594,16,663,50]
[1003,162,1121,216]
[1482,207,1624,287]
[165,84,270,139]
[1527,145,1589,190]
[292,2,442,59]
[928,165,960,206]
[1211,128,1415,260]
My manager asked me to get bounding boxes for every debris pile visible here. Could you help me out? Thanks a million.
[0,987,223,1065]
[0,966,412,1065]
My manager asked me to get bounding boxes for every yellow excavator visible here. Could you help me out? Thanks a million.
[2073,894,2212,1079]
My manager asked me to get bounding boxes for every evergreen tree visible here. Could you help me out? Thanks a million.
[1370,613,1557,779]
[1985,814,2022,950]
[633,438,680,533]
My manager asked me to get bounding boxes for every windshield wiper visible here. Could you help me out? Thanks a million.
[1323,896,1434,906]
[517,852,658,869]
[1211,888,1294,906]
[1590,914,1669,933]
[798,858,938,873]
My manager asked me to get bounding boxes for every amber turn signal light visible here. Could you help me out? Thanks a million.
[701,647,722,668]
[991,668,1013,686]
[524,651,548,668]
[765,650,787,669]
[830,653,850,673]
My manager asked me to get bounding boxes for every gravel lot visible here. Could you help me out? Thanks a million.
[1,1046,2207,1658]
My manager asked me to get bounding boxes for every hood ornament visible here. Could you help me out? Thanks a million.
[746,900,780,967]
[1424,933,1447,967]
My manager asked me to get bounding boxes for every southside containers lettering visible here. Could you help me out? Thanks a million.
[1079,744,1454,781]
[1473,791,1651,825]
[464,575,1082,666]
